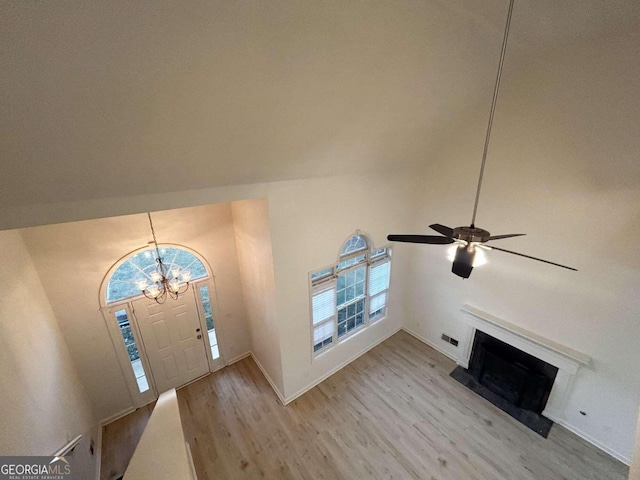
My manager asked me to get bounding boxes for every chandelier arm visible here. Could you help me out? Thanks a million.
[470,0,515,228]
[141,290,155,301]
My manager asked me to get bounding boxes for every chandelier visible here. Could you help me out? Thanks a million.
[136,213,191,304]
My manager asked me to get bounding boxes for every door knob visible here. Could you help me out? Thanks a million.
[196,328,201,332]
[197,334,202,339]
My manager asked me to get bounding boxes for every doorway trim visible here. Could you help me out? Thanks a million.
[99,243,226,407]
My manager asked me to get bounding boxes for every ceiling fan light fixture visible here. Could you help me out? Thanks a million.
[447,243,487,267]
[452,245,475,279]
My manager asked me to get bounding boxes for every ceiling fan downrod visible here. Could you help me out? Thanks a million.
[470,0,515,228]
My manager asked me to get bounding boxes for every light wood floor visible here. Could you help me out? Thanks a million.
[100,402,154,480]
[102,331,628,479]
[176,331,627,480]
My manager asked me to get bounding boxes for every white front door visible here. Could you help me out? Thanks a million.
[132,292,210,394]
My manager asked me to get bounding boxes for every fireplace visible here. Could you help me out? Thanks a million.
[452,330,558,436]
[451,306,591,438]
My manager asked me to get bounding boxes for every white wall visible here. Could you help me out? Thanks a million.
[21,203,251,422]
[265,172,419,400]
[405,22,640,463]
[231,198,284,396]
[0,230,96,477]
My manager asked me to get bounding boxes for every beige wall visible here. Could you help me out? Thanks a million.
[0,230,96,477]
[21,203,251,422]
[406,23,640,463]
[231,198,283,395]
[631,406,640,479]
[265,172,419,400]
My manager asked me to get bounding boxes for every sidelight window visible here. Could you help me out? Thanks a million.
[114,308,149,393]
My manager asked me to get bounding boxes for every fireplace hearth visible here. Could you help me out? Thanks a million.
[451,330,558,437]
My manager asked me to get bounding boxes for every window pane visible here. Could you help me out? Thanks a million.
[337,254,366,271]
[311,267,332,280]
[346,286,355,301]
[114,309,149,394]
[312,288,336,325]
[211,344,220,359]
[199,285,215,332]
[337,298,366,338]
[314,322,333,344]
[370,292,387,313]
[339,235,367,256]
[336,289,346,307]
[107,247,208,303]
[338,322,347,337]
[369,261,391,297]
[136,375,149,393]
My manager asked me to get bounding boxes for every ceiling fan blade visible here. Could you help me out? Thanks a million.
[487,233,526,241]
[487,246,577,271]
[387,234,455,245]
[429,224,455,238]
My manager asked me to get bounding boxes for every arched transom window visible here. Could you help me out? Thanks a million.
[309,233,392,356]
[106,246,208,304]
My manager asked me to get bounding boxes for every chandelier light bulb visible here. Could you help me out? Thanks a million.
[150,271,162,283]
[181,271,191,283]
[136,279,148,290]
[147,284,160,298]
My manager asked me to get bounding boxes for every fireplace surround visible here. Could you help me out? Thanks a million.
[454,306,591,432]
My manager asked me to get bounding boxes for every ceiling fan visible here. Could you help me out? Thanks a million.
[387,0,576,279]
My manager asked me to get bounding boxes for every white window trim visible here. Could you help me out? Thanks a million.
[309,239,392,360]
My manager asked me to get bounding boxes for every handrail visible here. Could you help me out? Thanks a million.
[124,389,196,479]
[52,434,82,457]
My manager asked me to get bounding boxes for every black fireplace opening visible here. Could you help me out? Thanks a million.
[451,330,558,437]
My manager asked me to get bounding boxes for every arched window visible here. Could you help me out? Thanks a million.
[309,233,392,356]
[106,246,208,304]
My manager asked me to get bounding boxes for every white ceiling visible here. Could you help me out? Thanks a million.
[1,0,638,208]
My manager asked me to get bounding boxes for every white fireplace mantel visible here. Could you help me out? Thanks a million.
[459,305,591,422]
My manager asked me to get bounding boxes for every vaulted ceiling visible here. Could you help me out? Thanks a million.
[1,0,638,210]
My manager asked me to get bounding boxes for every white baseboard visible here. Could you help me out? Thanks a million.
[100,406,136,427]
[249,352,286,405]
[543,412,630,466]
[283,327,402,405]
[401,327,460,363]
[227,351,251,365]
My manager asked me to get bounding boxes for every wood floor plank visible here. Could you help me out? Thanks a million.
[105,331,629,479]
